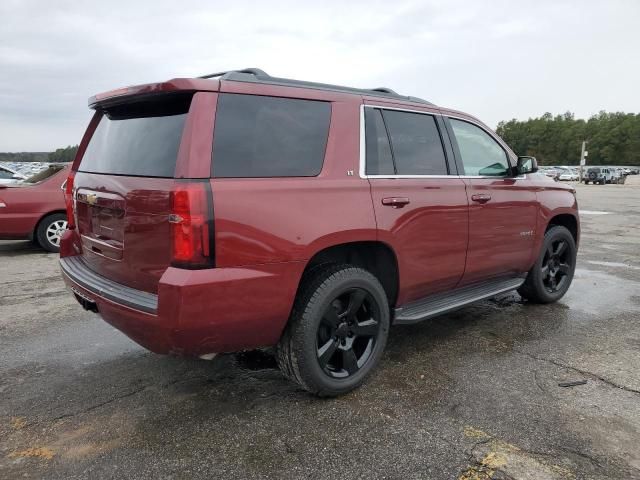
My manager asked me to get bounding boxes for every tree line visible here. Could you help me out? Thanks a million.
[0,152,50,162]
[0,146,78,163]
[48,145,79,163]
[496,111,640,166]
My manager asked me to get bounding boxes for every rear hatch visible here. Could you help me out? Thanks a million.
[73,93,194,294]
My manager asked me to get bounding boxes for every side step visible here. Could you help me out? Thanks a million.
[394,277,525,325]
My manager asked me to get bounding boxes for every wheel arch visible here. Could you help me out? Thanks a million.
[546,213,579,246]
[31,210,67,241]
[299,241,400,308]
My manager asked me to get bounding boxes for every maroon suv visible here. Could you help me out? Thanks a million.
[60,68,579,396]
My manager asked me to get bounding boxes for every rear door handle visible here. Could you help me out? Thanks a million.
[382,197,410,208]
[471,193,491,203]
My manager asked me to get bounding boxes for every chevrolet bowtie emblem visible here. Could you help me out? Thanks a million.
[86,193,98,205]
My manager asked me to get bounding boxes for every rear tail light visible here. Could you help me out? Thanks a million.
[170,181,215,269]
[64,171,76,229]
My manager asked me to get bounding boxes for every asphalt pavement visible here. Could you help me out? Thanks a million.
[1,180,639,480]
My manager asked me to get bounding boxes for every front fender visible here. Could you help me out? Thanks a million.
[531,188,580,265]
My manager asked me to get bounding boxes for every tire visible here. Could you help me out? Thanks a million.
[276,264,390,397]
[36,213,68,253]
[518,225,576,304]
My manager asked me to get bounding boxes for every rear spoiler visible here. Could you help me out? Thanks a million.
[88,78,219,109]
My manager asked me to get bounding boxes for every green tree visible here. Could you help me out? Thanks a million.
[48,145,79,163]
[496,112,640,166]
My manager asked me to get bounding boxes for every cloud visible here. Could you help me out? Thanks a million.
[0,0,638,151]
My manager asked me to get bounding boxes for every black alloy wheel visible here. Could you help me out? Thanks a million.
[540,238,572,293]
[518,225,576,304]
[276,264,390,396]
[316,287,381,379]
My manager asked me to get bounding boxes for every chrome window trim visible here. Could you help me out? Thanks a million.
[359,104,451,179]
[366,174,461,179]
[359,104,366,178]
[359,104,528,181]
[365,104,440,116]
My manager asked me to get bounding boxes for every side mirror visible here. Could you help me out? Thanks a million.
[516,156,538,175]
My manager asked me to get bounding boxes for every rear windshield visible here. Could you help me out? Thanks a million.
[212,94,331,178]
[79,94,191,177]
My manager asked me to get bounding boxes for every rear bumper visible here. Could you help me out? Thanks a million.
[60,255,305,356]
[61,256,157,313]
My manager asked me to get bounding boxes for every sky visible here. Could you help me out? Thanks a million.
[1,0,638,152]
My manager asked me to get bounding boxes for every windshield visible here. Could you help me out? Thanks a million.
[0,167,15,179]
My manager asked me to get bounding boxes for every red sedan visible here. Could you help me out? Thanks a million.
[0,163,70,252]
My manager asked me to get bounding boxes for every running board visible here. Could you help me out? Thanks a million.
[394,277,525,325]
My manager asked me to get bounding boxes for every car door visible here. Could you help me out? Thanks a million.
[363,105,469,304]
[444,116,538,285]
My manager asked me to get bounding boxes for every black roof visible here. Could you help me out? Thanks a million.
[199,68,433,105]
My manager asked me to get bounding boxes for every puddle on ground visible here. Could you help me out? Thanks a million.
[579,210,611,215]
[233,349,278,371]
[587,260,640,270]
[560,268,639,315]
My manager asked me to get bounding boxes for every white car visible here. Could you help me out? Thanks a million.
[558,169,579,181]
[0,165,27,184]
[611,167,626,184]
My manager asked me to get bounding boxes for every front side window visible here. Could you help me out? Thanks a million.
[449,119,509,176]
[212,94,330,178]
[383,110,448,175]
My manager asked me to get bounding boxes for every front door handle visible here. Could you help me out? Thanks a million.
[382,197,410,208]
[471,193,492,203]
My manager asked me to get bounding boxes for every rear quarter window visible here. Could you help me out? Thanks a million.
[79,94,192,178]
[212,94,331,178]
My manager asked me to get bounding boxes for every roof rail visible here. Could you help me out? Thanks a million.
[370,87,398,95]
[198,68,434,105]
[199,68,269,79]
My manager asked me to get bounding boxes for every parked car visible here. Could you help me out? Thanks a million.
[538,166,560,180]
[0,164,27,184]
[611,167,626,184]
[583,167,614,185]
[558,168,578,181]
[60,69,580,396]
[0,163,70,251]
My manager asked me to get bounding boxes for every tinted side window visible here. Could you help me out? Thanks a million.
[382,110,448,175]
[365,108,394,175]
[212,94,330,178]
[449,119,509,176]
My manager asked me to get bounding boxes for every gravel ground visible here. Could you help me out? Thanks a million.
[1,181,639,480]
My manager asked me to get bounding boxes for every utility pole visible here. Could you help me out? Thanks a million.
[579,141,588,182]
